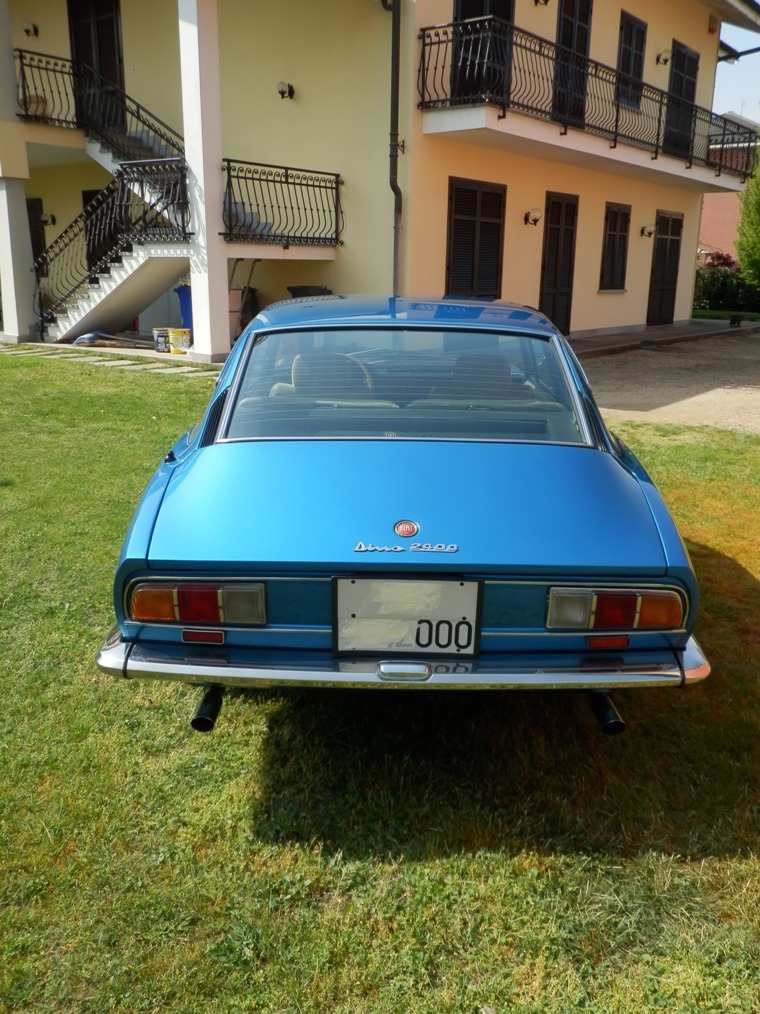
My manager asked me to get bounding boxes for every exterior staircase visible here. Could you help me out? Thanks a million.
[16,49,191,342]
[33,158,191,341]
[15,49,343,342]
[43,243,190,342]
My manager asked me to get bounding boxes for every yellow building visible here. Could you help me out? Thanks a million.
[1,0,758,360]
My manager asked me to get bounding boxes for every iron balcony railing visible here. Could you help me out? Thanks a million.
[418,18,757,180]
[15,49,184,161]
[34,159,190,320]
[222,160,343,246]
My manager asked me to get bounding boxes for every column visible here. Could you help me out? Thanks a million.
[0,0,36,341]
[177,0,230,362]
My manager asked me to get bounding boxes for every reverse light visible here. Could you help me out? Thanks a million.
[129,582,266,626]
[547,588,684,631]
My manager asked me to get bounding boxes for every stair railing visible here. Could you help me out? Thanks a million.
[33,159,191,323]
[14,48,184,161]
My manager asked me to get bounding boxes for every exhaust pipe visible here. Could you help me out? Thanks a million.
[191,685,224,732]
[588,691,626,735]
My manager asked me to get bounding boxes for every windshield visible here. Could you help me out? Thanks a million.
[223,327,586,444]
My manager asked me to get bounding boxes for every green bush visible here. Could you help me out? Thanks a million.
[693,252,760,312]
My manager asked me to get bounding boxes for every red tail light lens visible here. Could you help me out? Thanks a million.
[593,592,638,629]
[177,585,220,624]
[129,582,266,625]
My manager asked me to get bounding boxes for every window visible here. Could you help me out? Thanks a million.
[446,179,506,299]
[454,0,513,21]
[225,328,584,445]
[600,203,630,291]
[617,12,646,108]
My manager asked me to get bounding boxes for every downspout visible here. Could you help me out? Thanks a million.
[382,0,403,296]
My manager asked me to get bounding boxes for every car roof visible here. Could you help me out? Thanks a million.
[251,295,560,337]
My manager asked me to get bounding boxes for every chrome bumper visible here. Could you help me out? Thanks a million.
[97,627,710,690]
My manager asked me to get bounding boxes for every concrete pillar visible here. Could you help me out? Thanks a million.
[177,0,230,362]
[0,0,36,342]
[0,179,37,341]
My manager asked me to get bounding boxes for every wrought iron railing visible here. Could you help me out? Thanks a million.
[14,48,184,160]
[33,159,190,319]
[418,18,757,180]
[222,160,343,245]
[16,48,343,330]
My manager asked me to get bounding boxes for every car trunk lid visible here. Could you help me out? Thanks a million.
[147,440,667,576]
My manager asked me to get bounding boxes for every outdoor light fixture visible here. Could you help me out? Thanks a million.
[524,208,543,226]
[656,49,672,65]
[277,81,295,100]
[534,0,550,6]
[22,22,38,37]
[641,223,656,238]
[40,213,56,226]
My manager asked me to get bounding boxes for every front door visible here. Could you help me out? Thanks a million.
[539,193,578,335]
[663,41,698,160]
[646,213,683,326]
[553,0,592,128]
[68,0,125,130]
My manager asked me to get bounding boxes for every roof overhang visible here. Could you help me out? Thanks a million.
[705,0,760,31]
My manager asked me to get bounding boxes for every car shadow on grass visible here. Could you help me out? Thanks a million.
[247,540,759,862]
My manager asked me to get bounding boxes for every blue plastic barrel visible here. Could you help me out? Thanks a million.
[174,286,193,331]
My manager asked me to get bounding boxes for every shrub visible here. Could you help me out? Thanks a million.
[693,252,760,312]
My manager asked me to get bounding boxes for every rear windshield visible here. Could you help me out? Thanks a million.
[224,327,586,444]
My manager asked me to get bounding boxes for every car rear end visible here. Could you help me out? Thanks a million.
[97,297,709,730]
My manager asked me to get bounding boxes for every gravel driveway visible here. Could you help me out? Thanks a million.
[581,331,760,434]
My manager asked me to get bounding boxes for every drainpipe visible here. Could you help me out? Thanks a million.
[381,0,403,296]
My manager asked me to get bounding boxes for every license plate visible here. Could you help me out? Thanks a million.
[334,579,481,657]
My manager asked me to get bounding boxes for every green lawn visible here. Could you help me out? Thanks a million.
[1,352,759,1013]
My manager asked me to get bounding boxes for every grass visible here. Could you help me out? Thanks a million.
[691,309,760,322]
[1,351,759,1013]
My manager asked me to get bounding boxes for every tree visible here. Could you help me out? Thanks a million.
[736,164,760,288]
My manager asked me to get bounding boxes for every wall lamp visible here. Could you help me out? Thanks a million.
[534,0,550,5]
[40,213,56,226]
[22,22,39,37]
[656,49,671,65]
[524,208,543,226]
[277,81,295,100]
[641,223,656,238]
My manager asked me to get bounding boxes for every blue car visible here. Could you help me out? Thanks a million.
[97,296,709,733]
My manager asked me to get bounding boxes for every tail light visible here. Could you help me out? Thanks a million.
[547,588,684,631]
[129,582,266,625]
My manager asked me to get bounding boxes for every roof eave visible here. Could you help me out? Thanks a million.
[709,0,760,32]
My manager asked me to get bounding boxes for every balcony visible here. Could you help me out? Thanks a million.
[418,18,757,181]
[14,49,344,248]
[222,160,343,247]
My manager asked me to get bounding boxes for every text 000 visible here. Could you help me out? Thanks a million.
[415,618,474,652]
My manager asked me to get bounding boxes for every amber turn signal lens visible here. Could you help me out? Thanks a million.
[131,585,176,622]
[638,591,683,629]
